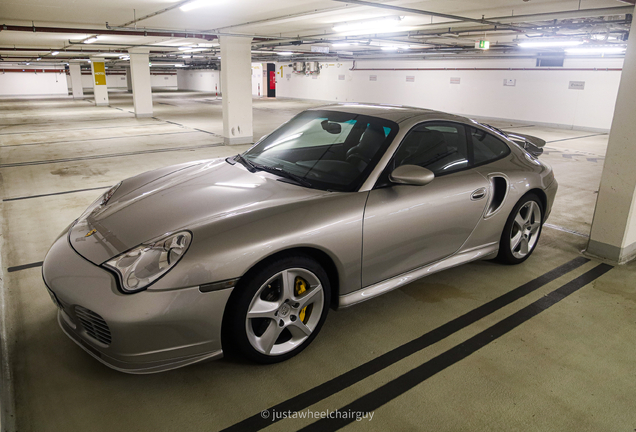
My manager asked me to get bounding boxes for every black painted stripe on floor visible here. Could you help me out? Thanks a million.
[547,133,607,143]
[221,256,590,432]
[544,223,589,238]
[300,263,613,432]
[0,130,191,148]
[0,114,134,129]
[3,186,110,202]
[7,262,43,273]
[0,121,161,136]
[0,142,223,168]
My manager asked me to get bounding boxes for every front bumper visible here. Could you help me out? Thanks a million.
[42,231,233,374]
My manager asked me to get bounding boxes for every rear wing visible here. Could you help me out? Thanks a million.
[502,131,545,158]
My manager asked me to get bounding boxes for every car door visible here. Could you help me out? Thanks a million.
[361,121,490,288]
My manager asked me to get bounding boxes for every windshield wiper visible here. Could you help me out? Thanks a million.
[232,154,257,172]
[251,162,314,188]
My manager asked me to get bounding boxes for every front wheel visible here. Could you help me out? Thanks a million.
[224,254,331,364]
[496,194,543,264]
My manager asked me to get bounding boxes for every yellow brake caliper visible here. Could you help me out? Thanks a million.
[294,277,308,323]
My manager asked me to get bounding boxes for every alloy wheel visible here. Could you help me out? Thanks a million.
[245,268,324,356]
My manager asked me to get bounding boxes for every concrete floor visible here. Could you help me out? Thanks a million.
[1,92,634,431]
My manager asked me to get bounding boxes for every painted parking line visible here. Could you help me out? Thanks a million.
[546,133,607,144]
[222,257,590,432]
[0,142,224,168]
[7,262,43,273]
[0,121,162,136]
[0,130,192,148]
[300,263,613,431]
[3,186,110,202]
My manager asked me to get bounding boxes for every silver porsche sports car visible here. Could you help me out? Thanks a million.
[42,104,557,373]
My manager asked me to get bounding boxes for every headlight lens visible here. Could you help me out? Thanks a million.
[103,231,192,293]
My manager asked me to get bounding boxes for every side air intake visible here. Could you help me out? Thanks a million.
[486,176,508,216]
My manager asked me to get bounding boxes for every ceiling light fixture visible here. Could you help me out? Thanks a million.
[180,0,219,12]
[518,40,584,48]
[565,46,626,55]
[84,36,98,44]
[333,16,402,35]
[277,52,294,56]
[51,51,60,56]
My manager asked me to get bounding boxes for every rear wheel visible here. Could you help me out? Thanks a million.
[224,254,330,363]
[496,194,543,264]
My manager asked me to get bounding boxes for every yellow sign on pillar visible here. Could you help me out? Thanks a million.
[93,62,106,86]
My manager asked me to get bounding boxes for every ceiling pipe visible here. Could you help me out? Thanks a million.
[488,6,634,24]
[1,24,218,40]
[105,24,288,40]
[330,0,531,31]
[209,5,352,32]
[118,0,192,27]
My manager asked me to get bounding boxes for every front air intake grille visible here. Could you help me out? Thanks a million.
[75,306,112,345]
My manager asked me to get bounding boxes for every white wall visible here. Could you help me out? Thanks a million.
[0,70,68,96]
[251,63,264,96]
[275,57,624,131]
[73,73,177,90]
[151,74,177,88]
[176,70,221,92]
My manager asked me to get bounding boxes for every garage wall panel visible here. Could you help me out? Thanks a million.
[176,70,220,92]
[0,70,68,96]
[276,58,623,131]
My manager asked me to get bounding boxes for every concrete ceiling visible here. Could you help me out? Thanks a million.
[0,0,633,67]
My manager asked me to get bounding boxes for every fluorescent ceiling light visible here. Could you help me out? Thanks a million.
[277,52,294,55]
[565,46,626,55]
[380,46,409,51]
[51,51,59,56]
[333,17,402,35]
[180,0,219,12]
[518,40,583,48]
[84,36,98,44]
[332,42,358,47]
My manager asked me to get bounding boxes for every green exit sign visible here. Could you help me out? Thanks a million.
[476,40,490,50]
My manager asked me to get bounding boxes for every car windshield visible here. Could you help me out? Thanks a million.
[242,110,399,192]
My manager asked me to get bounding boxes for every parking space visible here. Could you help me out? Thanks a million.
[1,93,634,432]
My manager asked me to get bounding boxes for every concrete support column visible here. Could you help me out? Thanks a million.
[220,36,253,145]
[125,66,133,93]
[587,18,636,264]
[128,48,153,118]
[69,62,84,99]
[89,57,109,106]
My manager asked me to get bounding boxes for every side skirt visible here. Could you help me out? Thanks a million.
[338,243,499,308]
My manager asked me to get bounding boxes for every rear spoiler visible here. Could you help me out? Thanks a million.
[503,131,546,158]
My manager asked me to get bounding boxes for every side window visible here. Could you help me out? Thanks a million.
[470,127,511,165]
[391,122,470,176]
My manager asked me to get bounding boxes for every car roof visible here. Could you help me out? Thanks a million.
[307,103,473,124]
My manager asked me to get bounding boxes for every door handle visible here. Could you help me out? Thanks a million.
[471,188,487,201]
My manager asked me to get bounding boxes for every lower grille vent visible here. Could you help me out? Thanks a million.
[75,306,112,345]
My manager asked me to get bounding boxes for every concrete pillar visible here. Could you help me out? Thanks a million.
[220,36,253,145]
[125,66,133,93]
[69,62,84,99]
[587,18,636,264]
[128,48,153,118]
[89,57,108,106]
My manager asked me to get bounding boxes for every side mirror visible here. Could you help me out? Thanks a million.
[389,165,435,186]
[321,120,342,135]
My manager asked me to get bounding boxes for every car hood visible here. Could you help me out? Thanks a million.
[69,159,328,265]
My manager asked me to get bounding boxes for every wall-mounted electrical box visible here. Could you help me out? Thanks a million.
[305,61,320,75]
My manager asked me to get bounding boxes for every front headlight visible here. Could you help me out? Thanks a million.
[103,231,192,293]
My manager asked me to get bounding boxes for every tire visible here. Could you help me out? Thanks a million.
[223,254,331,364]
[496,193,544,265]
